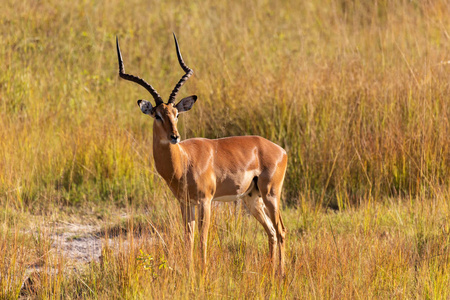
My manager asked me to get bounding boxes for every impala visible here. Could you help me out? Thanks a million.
[116,34,287,275]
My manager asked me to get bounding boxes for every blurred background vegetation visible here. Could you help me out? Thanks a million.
[0,0,449,210]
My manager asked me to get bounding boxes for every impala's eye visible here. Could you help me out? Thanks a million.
[176,114,179,119]
[155,115,162,121]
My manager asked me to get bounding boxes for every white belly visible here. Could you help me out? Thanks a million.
[212,180,256,202]
[212,195,241,202]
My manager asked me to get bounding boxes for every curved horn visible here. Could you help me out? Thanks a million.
[167,33,194,104]
[116,36,163,106]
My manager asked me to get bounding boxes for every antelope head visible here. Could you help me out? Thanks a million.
[116,34,197,144]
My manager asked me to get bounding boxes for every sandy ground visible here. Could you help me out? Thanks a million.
[51,223,104,264]
[19,222,121,297]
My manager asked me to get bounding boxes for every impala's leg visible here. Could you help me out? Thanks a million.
[259,161,288,276]
[259,191,283,276]
[180,203,195,270]
[198,199,212,270]
[242,188,277,274]
[275,209,286,277]
[260,193,286,276]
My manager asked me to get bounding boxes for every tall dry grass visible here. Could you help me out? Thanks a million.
[1,0,450,298]
[1,0,449,208]
[3,192,450,298]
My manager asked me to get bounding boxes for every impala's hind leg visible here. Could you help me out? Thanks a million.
[276,209,286,276]
[258,190,286,276]
[242,183,277,274]
[258,159,288,276]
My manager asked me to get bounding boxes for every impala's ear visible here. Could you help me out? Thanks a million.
[175,95,197,113]
[137,100,154,116]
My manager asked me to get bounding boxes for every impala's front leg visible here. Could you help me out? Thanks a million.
[198,199,212,270]
[180,203,195,270]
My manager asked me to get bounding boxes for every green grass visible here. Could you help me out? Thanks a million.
[1,0,450,298]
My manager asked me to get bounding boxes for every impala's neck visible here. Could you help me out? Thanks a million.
[152,122,185,185]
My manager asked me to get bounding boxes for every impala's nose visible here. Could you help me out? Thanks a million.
[170,134,180,144]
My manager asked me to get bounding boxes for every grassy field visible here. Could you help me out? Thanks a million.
[1,0,450,298]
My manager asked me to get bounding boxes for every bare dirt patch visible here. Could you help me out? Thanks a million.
[51,223,104,264]
[20,220,146,298]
